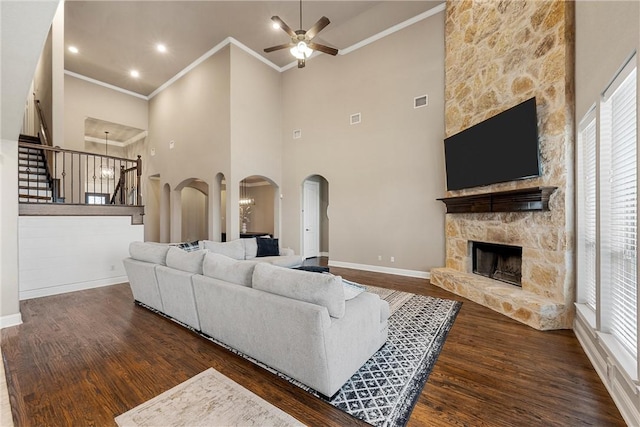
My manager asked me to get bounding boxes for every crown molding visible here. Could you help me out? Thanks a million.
[64,70,149,100]
[64,5,446,100]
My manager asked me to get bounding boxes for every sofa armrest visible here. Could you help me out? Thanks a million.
[324,292,388,391]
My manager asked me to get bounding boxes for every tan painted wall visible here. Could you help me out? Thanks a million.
[64,75,148,151]
[280,12,446,272]
[0,0,60,325]
[229,45,282,239]
[33,29,53,139]
[148,46,231,242]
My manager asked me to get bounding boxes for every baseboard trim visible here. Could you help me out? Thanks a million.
[0,313,23,329]
[328,260,430,279]
[320,252,329,257]
[20,276,128,301]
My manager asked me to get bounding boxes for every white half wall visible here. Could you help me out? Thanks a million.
[18,216,143,300]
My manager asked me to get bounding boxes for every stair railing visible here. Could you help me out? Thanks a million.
[18,141,142,206]
[110,156,142,205]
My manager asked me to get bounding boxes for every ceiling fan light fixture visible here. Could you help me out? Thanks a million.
[290,41,313,59]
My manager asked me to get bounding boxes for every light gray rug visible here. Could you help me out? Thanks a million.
[115,368,305,427]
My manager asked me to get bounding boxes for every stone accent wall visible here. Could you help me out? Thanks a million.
[430,0,575,330]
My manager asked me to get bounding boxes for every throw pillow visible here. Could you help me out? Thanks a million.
[176,240,200,252]
[342,279,366,300]
[199,239,245,260]
[165,247,206,274]
[256,237,279,257]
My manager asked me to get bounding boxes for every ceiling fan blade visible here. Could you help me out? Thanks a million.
[264,42,294,53]
[298,58,306,68]
[306,16,330,40]
[308,42,338,56]
[271,16,296,38]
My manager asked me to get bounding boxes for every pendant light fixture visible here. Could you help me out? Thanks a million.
[100,131,114,179]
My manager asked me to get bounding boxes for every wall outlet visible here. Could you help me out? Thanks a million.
[378,255,382,261]
[390,256,395,263]
[169,140,175,149]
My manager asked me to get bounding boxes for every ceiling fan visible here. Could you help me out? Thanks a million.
[264,0,338,68]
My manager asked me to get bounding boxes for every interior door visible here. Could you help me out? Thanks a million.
[303,180,320,259]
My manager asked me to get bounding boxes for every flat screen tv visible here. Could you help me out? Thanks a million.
[444,97,540,191]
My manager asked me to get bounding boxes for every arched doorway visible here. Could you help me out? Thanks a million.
[239,175,277,237]
[177,178,209,242]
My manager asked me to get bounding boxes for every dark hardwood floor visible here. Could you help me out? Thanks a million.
[2,258,625,426]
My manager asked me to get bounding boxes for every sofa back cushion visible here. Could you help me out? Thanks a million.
[252,263,345,318]
[129,242,170,265]
[199,239,245,260]
[202,252,257,287]
[165,247,206,274]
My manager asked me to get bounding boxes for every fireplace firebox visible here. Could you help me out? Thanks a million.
[472,242,522,286]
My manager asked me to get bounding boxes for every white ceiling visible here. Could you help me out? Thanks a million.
[64,1,444,97]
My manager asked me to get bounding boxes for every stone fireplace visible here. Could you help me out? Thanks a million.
[430,0,575,330]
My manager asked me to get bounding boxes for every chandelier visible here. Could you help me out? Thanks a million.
[239,179,255,206]
[100,131,114,179]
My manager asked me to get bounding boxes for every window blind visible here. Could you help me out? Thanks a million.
[602,65,637,358]
[577,114,597,311]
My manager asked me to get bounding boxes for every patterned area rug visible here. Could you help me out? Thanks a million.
[115,368,304,427]
[137,285,461,427]
[329,286,462,426]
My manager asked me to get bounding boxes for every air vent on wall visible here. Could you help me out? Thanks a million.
[414,95,428,108]
[350,113,361,125]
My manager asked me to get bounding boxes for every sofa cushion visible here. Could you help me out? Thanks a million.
[165,246,206,274]
[129,241,170,265]
[243,238,258,260]
[256,238,279,257]
[200,240,245,260]
[252,263,345,318]
[202,252,257,287]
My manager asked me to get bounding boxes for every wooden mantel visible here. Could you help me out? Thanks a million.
[437,186,557,214]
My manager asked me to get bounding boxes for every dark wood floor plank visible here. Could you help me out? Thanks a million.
[1,260,625,426]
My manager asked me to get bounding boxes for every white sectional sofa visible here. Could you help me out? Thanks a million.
[122,241,389,397]
[199,238,304,268]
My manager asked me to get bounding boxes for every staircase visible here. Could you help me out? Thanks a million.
[18,134,56,203]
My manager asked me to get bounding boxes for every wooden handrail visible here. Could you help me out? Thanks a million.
[34,98,52,147]
[18,140,142,206]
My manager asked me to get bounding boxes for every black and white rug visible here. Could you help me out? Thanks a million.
[324,286,461,426]
[139,286,461,427]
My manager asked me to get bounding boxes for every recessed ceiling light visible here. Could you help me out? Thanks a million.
[156,43,167,53]
[68,46,79,54]
[130,70,140,78]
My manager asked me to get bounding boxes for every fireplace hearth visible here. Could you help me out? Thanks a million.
[472,242,522,286]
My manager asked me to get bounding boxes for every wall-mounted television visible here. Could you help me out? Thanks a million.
[444,97,540,191]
